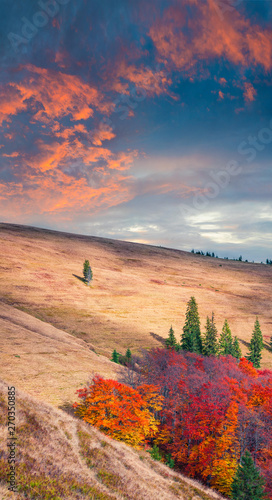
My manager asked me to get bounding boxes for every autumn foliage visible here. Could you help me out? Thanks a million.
[142,349,272,498]
[73,376,163,448]
[74,353,272,498]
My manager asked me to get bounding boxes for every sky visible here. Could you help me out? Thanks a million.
[0,0,272,262]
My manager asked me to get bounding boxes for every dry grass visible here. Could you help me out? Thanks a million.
[0,301,120,406]
[0,222,271,405]
[1,223,270,499]
[0,379,227,500]
[0,223,271,356]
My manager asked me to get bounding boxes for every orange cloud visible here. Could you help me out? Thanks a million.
[53,123,88,139]
[22,136,136,175]
[0,130,138,218]
[2,152,20,158]
[0,165,135,219]
[243,82,257,103]
[0,85,29,126]
[149,1,272,79]
[0,65,111,129]
[111,63,173,97]
[91,122,116,146]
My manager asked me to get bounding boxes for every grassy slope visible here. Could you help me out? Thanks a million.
[0,379,226,500]
[0,222,271,363]
[0,301,120,406]
[0,222,271,499]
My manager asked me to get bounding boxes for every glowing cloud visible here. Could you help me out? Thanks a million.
[149,0,272,81]
[0,65,110,128]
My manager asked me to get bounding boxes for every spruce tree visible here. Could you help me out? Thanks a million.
[111,349,119,363]
[232,336,242,359]
[125,348,132,361]
[202,313,218,356]
[83,260,93,284]
[218,319,233,356]
[246,318,263,368]
[181,297,202,354]
[86,266,93,285]
[165,326,178,350]
[231,450,266,500]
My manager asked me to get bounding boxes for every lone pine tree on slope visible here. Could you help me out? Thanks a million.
[246,317,263,368]
[181,297,202,354]
[83,259,93,285]
[231,450,266,500]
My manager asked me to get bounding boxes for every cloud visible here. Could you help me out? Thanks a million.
[2,152,20,158]
[0,65,111,128]
[243,82,257,103]
[0,84,29,126]
[91,121,116,146]
[110,62,173,97]
[149,0,272,81]
[0,127,139,219]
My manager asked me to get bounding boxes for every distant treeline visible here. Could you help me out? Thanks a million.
[191,249,272,264]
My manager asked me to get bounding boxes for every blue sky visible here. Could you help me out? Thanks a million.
[0,0,272,261]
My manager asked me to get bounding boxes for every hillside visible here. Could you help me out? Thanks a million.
[0,223,271,368]
[0,301,119,406]
[0,378,226,500]
[0,222,271,499]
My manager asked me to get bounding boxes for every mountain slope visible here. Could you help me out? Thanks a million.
[0,379,226,500]
[0,302,119,407]
[0,222,271,369]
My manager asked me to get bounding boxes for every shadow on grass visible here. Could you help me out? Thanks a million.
[239,337,272,353]
[238,338,250,350]
[59,401,77,417]
[150,332,166,346]
[73,274,86,284]
[263,340,272,353]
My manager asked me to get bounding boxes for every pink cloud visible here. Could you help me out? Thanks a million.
[243,82,257,102]
[110,63,173,97]
[2,152,20,158]
[149,1,272,78]
[0,65,111,129]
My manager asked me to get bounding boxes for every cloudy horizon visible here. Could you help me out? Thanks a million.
[0,0,272,262]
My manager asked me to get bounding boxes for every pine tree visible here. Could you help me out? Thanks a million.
[83,260,93,284]
[165,326,178,350]
[181,297,202,353]
[202,313,218,356]
[231,450,266,499]
[125,348,132,361]
[246,318,263,368]
[86,266,93,285]
[218,319,233,356]
[111,349,119,363]
[232,336,242,359]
